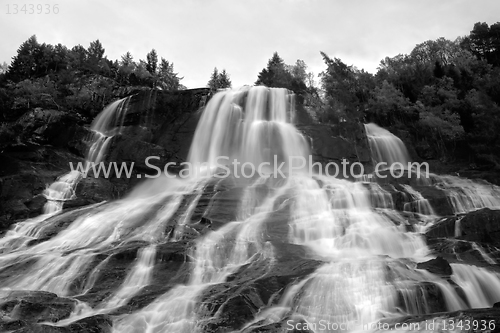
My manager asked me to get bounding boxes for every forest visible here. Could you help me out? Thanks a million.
[1,21,499,170]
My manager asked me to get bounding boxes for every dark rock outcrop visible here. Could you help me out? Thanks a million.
[459,208,500,245]
[417,256,452,276]
[0,290,76,331]
[298,123,373,177]
[0,88,210,228]
[426,208,500,246]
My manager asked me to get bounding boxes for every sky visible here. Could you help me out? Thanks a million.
[1,0,500,89]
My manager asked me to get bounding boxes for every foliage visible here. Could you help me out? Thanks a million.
[2,22,500,167]
[319,52,375,122]
[255,52,311,106]
[255,53,307,92]
[1,35,187,119]
[207,67,232,92]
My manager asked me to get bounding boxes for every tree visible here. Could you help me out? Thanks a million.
[118,52,135,85]
[158,58,183,90]
[320,51,374,122]
[255,52,309,106]
[218,69,231,89]
[120,52,134,67]
[146,49,158,74]
[255,52,292,88]
[367,80,411,122]
[87,40,105,61]
[468,22,500,67]
[7,35,41,81]
[87,39,105,73]
[207,67,219,91]
[207,67,232,92]
[69,44,87,71]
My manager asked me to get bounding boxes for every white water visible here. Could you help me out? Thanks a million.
[400,184,436,216]
[42,97,131,214]
[433,174,500,213]
[471,243,496,264]
[0,98,134,254]
[451,263,500,308]
[364,123,411,167]
[188,86,308,174]
[2,87,500,333]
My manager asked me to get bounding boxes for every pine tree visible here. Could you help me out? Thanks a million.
[207,67,219,91]
[87,39,105,73]
[120,52,134,67]
[7,35,41,81]
[146,49,158,74]
[158,58,183,90]
[217,69,232,89]
[255,52,291,88]
[207,67,232,92]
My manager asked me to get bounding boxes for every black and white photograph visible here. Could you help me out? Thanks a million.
[1,1,500,332]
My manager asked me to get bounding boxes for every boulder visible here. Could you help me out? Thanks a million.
[425,216,458,239]
[459,208,500,245]
[298,123,372,177]
[0,290,76,330]
[416,256,452,276]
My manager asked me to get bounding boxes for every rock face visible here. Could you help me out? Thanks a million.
[0,290,78,332]
[0,88,209,229]
[3,88,500,332]
[459,208,500,245]
[416,256,453,276]
[297,124,373,177]
[426,208,500,246]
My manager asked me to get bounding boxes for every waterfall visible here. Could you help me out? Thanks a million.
[364,123,410,168]
[451,263,500,308]
[2,87,500,333]
[187,86,309,175]
[42,97,131,214]
[400,184,435,216]
[433,174,500,213]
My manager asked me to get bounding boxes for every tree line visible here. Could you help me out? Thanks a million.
[1,21,499,167]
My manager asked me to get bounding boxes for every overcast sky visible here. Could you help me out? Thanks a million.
[2,0,500,88]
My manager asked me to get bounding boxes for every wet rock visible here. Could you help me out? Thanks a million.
[298,123,372,177]
[107,136,171,175]
[427,209,500,247]
[427,237,500,267]
[459,208,500,245]
[1,89,210,228]
[0,290,76,328]
[14,314,113,333]
[417,256,452,276]
[198,243,322,332]
[68,177,116,209]
[114,88,209,163]
[15,108,88,155]
[65,314,112,332]
[75,241,190,312]
[24,193,47,214]
[425,216,458,239]
[417,186,454,216]
[381,306,500,332]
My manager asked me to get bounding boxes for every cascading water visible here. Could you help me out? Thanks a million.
[1,87,500,333]
[43,97,131,214]
[364,123,411,168]
[433,174,500,213]
[0,98,131,251]
[400,184,435,216]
